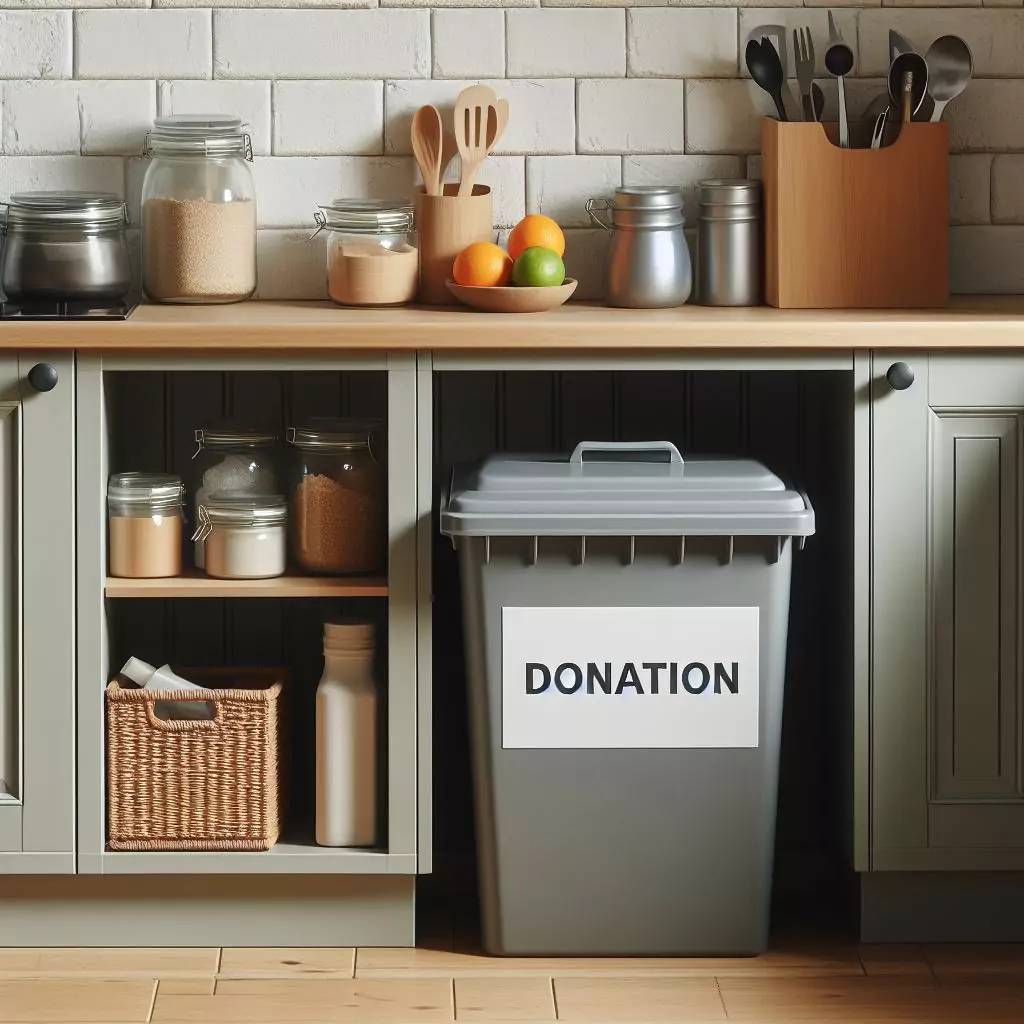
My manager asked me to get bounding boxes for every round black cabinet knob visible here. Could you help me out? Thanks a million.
[27,363,58,392]
[885,362,914,391]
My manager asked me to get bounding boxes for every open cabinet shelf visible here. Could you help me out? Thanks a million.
[105,571,389,599]
[75,358,422,877]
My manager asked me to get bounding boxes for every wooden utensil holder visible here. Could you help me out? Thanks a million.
[762,118,948,308]
[415,185,493,305]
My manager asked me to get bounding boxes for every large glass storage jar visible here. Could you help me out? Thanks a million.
[141,115,257,305]
[192,494,288,580]
[107,472,185,579]
[287,419,384,575]
[1,192,131,304]
[315,200,417,308]
[191,427,279,569]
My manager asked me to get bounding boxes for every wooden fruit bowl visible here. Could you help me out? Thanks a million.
[446,278,578,313]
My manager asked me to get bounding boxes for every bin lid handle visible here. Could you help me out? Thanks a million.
[569,441,685,466]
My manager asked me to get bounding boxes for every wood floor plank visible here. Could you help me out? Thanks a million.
[858,945,932,977]
[0,949,218,977]
[154,978,452,1023]
[0,979,157,1022]
[717,977,1024,1021]
[552,977,726,1022]
[157,979,216,995]
[356,946,860,979]
[218,948,355,978]
[925,944,1024,978]
[454,977,555,1020]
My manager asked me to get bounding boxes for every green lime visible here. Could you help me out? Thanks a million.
[511,246,566,288]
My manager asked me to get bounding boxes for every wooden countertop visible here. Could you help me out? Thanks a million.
[4,297,1024,350]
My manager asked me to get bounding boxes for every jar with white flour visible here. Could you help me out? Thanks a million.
[191,494,288,580]
[191,428,279,569]
[316,619,377,847]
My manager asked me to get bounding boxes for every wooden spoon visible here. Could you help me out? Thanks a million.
[455,85,498,198]
[411,105,443,197]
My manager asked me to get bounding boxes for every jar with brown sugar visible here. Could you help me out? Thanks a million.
[107,472,185,579]
[287,419,384,575]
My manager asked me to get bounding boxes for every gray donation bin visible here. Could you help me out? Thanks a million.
[440,442,815,956]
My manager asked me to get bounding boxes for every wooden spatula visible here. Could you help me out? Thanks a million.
[455,85,499,198]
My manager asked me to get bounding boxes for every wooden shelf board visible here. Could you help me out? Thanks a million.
[104,570,388,599]
[5,297,1024,350]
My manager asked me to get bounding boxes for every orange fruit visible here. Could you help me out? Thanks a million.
[508,215,565,261]
[452,242,513,287]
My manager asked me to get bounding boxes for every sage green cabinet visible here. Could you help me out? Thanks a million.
[0,354,75,874]
[872,353,1024,870]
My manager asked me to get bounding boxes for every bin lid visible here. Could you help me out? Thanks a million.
[440,442,815,537]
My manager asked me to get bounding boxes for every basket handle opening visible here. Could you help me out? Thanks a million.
[144,699,224,732]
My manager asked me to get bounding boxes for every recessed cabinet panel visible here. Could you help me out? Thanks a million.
[0,403,19,807]
[932,417,1020,800]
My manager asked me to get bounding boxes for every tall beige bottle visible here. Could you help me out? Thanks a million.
[316,619,377,847]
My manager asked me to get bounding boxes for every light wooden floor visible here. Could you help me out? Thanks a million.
[0,943,1022,1022]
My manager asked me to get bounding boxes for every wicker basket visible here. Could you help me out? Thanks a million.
[106,668,287,851]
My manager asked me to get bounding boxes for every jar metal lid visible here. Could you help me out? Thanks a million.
[191,493,289,542]
[145,114,253,160]
[314,200,414,237]
[194,427,280,453]
[609,186,683,212]
[698,179,762,207]
[4,192,128,231]
[287,417,381,451]
[107,472,185,511]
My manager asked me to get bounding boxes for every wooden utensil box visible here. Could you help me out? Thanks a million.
[762,118,948,309]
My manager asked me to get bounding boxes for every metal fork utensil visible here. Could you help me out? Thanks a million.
[869,109,887,149]
[793,27,817,122]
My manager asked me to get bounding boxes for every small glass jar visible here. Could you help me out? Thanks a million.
[314,200,417,308]
[1,192,131,304]
[191,427,280,569]
[141,114,257,305]
[287,418,385,575]
[192,493,288,580]
[107,472,185,579]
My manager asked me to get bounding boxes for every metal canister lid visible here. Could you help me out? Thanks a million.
[609,186,683,211]
[286,417,381,451]
[698,179,761,207]
[6,192,128,230]
[191,493,288,542]
[107,472,185,512]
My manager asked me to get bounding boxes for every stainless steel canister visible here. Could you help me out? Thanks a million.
[1,192,131,303]
[586,187,691,308]
[696,179,761,307]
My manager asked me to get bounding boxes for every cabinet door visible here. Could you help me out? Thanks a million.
[873,353,1024,870]
[0,354,75,873]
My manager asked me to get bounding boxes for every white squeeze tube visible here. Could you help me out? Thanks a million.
[316,619,378,847]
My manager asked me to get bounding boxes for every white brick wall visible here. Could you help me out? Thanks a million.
[273,82,384,155]
[0,2,1018,297]
[506,10,626,78]
[75,11,211,80]
[432,10,505,79]
[578,79,684,154]
[0,11,71,79]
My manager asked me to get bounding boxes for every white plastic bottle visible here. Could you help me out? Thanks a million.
[315,619,377,847]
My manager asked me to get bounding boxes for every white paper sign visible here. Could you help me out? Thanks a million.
[501,606,759,749]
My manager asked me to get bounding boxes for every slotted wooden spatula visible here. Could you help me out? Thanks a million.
[455,85,499,197]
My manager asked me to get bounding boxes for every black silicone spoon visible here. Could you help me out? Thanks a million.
[745,37,788,122]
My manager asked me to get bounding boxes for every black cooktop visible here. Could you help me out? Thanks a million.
[0,295,140,321]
